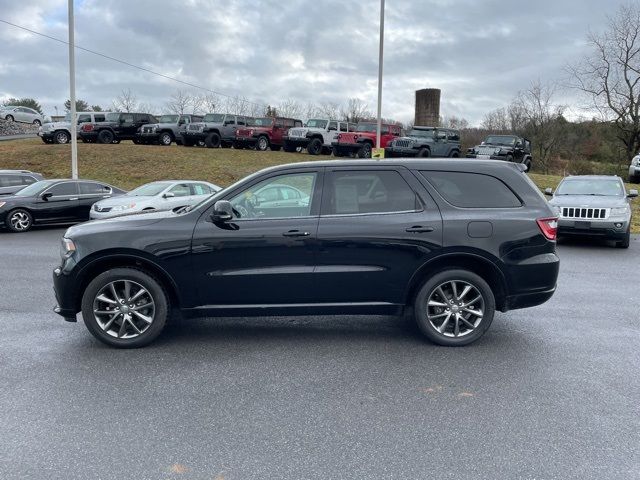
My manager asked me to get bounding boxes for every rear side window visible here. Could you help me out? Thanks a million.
[21,175,37,185]
[93,114,106,122]
[323,170,419,215]
[421,171,521,208]
[47,182,79,196]
[0,175,24,187]
[79,182,111,195]
[191,183,213,195]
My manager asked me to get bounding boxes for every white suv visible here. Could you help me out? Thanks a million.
[629,154,640,184]
[283,119,356,155]
[39,111,110,144]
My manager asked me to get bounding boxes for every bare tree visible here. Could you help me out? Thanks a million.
[138,102,159,115]
[166,90,192,115]
[481,107,510,130]
[224,95,250,115]
[568,3,640,162]
[316,101,341,120]
[340,98,373,122]
[198,93,220,114]
[275,98,304,119]
[441,115,470,130]
[112,89,138,113]
[513,81,567,173]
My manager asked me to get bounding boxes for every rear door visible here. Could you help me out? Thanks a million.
[78,182,113,220]
[315,166,443,305]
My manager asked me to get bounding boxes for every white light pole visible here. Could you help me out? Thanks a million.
[68,0,78,179]
[376,0,385,150]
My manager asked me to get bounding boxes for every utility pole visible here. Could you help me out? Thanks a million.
[68,0,78,179]
[376,0,385,150]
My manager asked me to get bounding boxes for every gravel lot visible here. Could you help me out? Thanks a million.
[0,227,638,480]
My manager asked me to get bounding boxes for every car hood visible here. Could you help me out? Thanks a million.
[94,195,156,208]
[549,195,627,207]
[396,136,432,142]
[66,209,178,237]
[42,121,70,129]
[474,143,515,150]
[0,194,36,206]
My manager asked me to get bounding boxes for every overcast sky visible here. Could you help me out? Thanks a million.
[0,0,626,125]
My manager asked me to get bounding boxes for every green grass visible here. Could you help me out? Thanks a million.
[0,138,637,232]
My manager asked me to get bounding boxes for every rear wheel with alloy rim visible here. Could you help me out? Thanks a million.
[54,131,71,144]
[413,269,495,346]
[33,119,41,126]
[7,209,33,232]
[82,268,169,348]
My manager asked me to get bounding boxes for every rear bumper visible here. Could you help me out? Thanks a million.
[503,252,560,311]
[504,287,556,310]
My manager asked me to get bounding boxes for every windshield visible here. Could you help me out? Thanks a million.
[248,117,273,127]
[556,179,625,196]
[14,180,56,197]
[128,182,172,197]
[105,113,120,122]
[356,123,377,132]
[203,114,224,123]
[408,129,435,138]
[158,115,179,123]
[306,119,327,128]
[483,135,517,146]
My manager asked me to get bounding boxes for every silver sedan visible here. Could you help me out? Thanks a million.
[1,106,45,125]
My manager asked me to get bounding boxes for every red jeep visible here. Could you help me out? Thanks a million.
[331,122,402,158]
[234,116,303,151]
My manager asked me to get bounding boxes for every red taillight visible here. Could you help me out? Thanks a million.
[82,124,94,132]
[337,134,342,141]
[536,217,558,241]
[353,134,359,140]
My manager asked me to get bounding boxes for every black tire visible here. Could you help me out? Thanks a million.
[505,154,514,163]
[204,131,221,148]
[6,208,33,233]
[417,148,430,158]
[629,175,639,184]
[616,227,631,249]
[413,269,495,346]
[357,142,373,158]
[256,136,270,151]
[307,138,323,155]
[33,119,41,126]
[97,129,114,144]
[54,130,71,144]
[5,115,14,122]
[159,132,173,146]
[449,150,460,158]
[81,268,169,348]
[40,137,49,144]
[332,146,344,157]
[182,138,194,147]
[523,159,532,172]
[270,145,281,151]
[132,138,141,145]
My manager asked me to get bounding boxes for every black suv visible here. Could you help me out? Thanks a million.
[467,135,533,171]
[0,170,44,196]
[53,159,559,348]
[79,112,158,144]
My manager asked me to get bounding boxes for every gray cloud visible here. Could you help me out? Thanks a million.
[0,0,623,124]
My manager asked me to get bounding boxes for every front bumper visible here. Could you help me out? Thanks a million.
[234,136,258,147]
[331,142,362,153]
[139,132,161,142]
[386,146,419,157]
[53,266,78,322]
[283,136,310,148]
[557,218,629,239]
[466,153,509,161]
[181,131,206,142]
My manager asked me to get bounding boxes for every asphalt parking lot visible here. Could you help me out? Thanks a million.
[0,228,638,480]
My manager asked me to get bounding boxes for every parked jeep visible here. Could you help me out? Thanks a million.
[331,122,402,158]
[467,134,533,171]
[39,111,109,144]
[386,127,461,158]
[283,119,357,155]
[629,154,640,183]
[138,114,203,146]
[79,112,158,144]
[180,113,251,148]
[234,117,303,151]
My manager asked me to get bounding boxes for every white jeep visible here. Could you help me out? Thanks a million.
[38,111,110,144]
[283,119,356,155]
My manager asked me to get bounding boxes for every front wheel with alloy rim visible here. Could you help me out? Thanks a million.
[5,115,14,122]
[7,209,33,233]
[33,119,41,126]
[256,136,270,151]
[357,143,372,158]
[81,268,169,348]
[159,132,173,146]
[54,131,71,144]
[413,269,495,346]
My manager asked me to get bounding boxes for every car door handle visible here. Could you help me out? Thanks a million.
[69,197,79,201]
[283,230,310,237]
[405,225,434,233]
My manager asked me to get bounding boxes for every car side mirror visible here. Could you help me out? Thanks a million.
[163,192,175,199]
[211,200,233,222]
[628,189,638,198]
[544,188,553,196]
[41,192,53,201]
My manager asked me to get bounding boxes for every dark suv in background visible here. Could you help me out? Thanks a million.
[79,112,158,144]
[53,159,559,349]
[467,134,533,171]
[0,170,44,196]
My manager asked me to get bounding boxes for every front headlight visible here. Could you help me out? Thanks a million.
[111,203,136,212]
[552,205,562,216]
[60,237,76,260]
[611,206,630,215]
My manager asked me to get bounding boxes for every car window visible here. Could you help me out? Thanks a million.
[229,172,316,219]
[280,187,301,200]
[121,114,134,123]
[224,116,236,126]
[275,119,285,128]
[138,116,150,123]
[77,114,91,124]
[324,170,419,215]
[0,175,24,187]
[421,171,522,208]
[47,182,79,197]
[93,114,105,122]
[191,183,213,195]
[79,182,111,195]
[168,184,191,197]
[447,131,460,141]
[21,175,37,185]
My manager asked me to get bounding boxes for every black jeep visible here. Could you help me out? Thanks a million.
[79,112,158,144]
[386,126,461,158]
[466,135,532,171]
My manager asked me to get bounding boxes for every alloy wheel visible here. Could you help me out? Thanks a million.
[258,137,268,150]
[426,280,484,338]
[9,211,30,231]
[92,280,156,339]
[56,131,70,144]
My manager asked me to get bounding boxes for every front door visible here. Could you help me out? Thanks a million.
[34,182,80,224]
[314,167,443,306]
[191,169,322,306]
